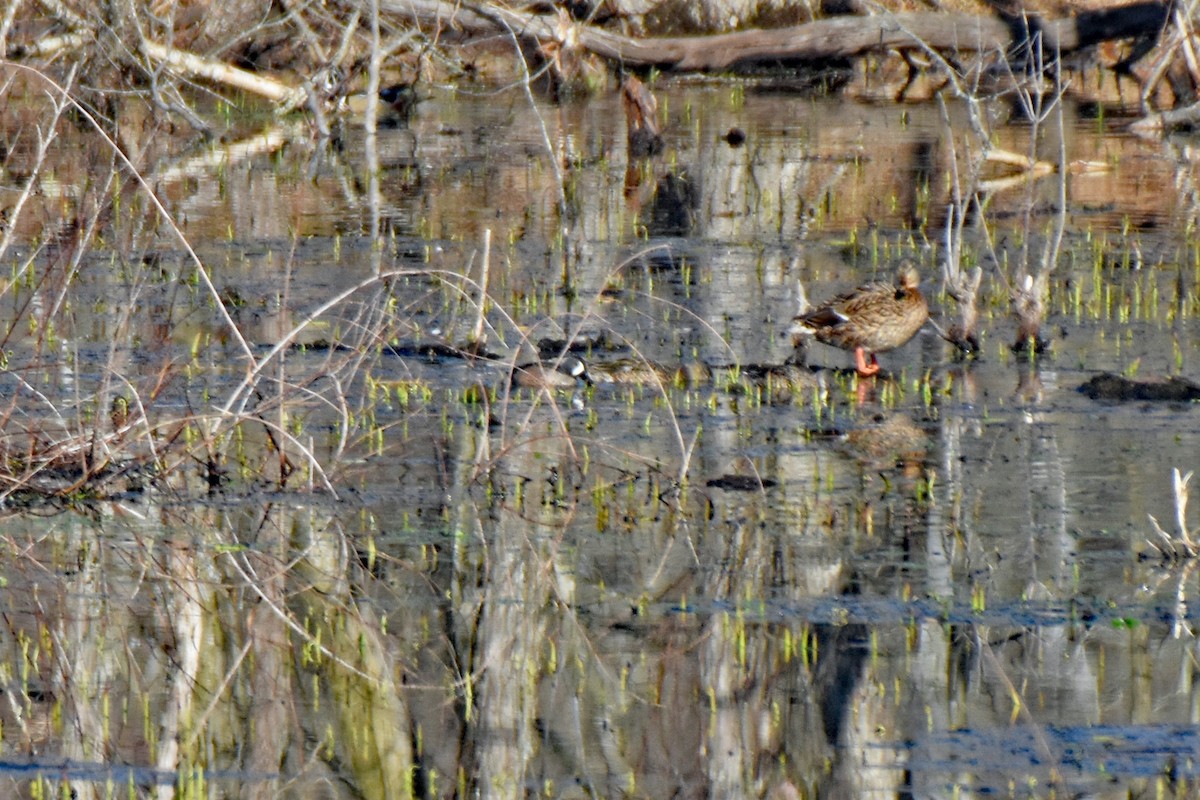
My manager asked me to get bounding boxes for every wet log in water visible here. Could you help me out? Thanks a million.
[381,0,1170,70]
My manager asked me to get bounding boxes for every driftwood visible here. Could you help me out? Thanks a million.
[380,0,1170,71]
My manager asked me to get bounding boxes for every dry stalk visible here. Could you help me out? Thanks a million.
[496,15,568,222]
[1011,271,1050,351]
[888,5,1073,357]
[0,64,75,270]
[470,229,492,352]
[0,65,371,501]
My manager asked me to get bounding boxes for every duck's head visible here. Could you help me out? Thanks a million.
[561,356,591,385]
[896,262,921,293]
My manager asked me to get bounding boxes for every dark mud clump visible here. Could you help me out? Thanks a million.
[706,475,778,491]
[1077,372,1200,402]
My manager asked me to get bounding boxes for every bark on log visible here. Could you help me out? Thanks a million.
[379,0,1169,71]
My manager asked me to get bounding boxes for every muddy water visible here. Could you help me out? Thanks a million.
[0,79,1199,798]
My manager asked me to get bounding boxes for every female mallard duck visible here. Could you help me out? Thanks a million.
[790,263,928,377]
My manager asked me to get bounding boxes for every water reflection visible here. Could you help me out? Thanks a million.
[0,469,1199,798]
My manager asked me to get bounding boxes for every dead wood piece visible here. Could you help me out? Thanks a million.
[941,264,982,354]
[10,31,304,109]
[621,74,663,156]
[141,41,306,107]
[1012,272,1049,353]
[10,31,92,58]
[985,147,1052,172]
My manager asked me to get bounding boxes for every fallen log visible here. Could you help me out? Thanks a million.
[379,0,1169,71]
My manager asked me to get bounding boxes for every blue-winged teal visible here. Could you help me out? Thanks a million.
[511,357,590,390]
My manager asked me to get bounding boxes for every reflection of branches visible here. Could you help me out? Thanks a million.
[4,63,255,361]
[497,16,568,222]
[0,64,76,273]
[1157,559,1200,639]
[154,544,206,800]
[975,629,1066,789]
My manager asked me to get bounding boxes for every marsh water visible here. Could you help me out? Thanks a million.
[2,73,1200,799]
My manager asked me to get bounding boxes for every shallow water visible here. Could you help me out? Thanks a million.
[0,76,1198,798]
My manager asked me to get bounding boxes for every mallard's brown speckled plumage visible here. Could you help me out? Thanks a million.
[790,264,928,376]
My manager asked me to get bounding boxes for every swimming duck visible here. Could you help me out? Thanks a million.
[790,263,928,377]
[510,357,591,390]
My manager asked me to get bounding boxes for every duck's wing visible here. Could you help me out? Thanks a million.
[800,281,892,328]
[797,304,850,328]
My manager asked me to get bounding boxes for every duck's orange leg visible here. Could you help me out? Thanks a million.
[854,348,880,377]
